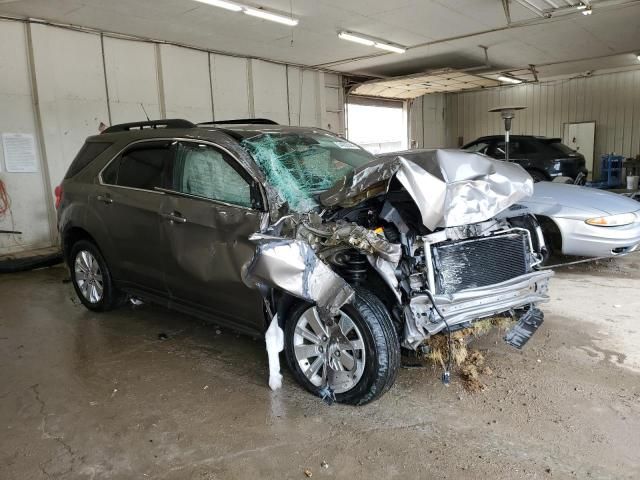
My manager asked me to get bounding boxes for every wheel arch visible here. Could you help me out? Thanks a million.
[272,266,400,332]
[62,226,100,266]
[535,215,563,254]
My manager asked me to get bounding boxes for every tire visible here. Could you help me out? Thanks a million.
[69,240,125,312]
[283,287,400,405]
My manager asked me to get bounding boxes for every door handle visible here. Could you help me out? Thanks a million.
[96,194,113,204]
[161,212,187,224]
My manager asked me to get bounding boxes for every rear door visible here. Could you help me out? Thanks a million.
[93,140,173,294]
[160,140,266,331]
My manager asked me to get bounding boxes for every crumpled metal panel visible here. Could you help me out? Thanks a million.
[320,149,533,230]
[243,236,354,313]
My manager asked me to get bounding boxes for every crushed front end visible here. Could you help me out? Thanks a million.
[400,221,552,349]
[239,135,552,395]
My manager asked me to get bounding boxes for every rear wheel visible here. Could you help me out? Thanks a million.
[69,240,125,312]
[283,287,400,405]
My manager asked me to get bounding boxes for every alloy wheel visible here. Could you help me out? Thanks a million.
[74,250,104,304]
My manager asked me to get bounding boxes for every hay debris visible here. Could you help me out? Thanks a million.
[422,315,513,392]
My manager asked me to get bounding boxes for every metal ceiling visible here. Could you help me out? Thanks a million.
[0,0,638,79]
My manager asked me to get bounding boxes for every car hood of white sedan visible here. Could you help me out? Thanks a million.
[520,182,640,219]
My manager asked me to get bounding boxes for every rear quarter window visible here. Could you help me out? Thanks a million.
[65,142,113,179]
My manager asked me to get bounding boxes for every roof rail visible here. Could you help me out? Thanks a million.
[199,118,279,126]
[101,119,196,134]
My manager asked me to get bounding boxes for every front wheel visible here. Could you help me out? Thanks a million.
[283,287,400,405]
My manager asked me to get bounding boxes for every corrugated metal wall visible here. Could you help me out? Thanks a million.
[0,18,345,255]
[444,69,640,163]
[409,93,446,149]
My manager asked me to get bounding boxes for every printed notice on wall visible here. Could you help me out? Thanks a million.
[2,133,39,173]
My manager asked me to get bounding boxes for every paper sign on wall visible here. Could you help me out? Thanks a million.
[2,133,39,173]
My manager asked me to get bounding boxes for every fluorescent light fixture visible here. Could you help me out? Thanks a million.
[338,31,406,53]
[338,32,374,46]
[194,0,242,11]
[576,3,587,9]
[374,42,406,54]
[637,54,640,62]
[498,75,523,84]
[244,7,298,26]
[582,6,592,14]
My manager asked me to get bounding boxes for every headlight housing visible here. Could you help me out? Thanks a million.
[585,212,636,227]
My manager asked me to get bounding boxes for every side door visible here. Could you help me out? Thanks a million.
[92,140,173,295]
[160,140,266,331]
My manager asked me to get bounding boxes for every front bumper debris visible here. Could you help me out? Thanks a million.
[504,307,545,349]
[403,270,553,349]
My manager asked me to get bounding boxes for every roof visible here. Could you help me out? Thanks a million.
[93,118,331,142]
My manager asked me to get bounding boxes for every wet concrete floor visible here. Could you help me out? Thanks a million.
[1,256,640,479]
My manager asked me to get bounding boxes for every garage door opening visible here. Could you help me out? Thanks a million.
[346,97,408,154]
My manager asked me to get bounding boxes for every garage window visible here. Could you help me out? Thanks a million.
[346,96,407,154]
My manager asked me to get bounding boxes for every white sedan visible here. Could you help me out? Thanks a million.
[519,182,640,258]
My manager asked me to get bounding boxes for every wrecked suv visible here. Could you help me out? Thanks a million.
[57,119,552,405]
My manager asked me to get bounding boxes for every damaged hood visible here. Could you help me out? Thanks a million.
[320,149,534,230]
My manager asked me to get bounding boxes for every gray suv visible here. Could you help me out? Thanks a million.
[58,119,552,405]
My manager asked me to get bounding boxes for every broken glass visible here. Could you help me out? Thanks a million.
[241,132,373,213]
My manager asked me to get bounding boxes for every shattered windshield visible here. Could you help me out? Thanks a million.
[241,131,374,212]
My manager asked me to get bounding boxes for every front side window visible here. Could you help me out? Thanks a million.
[493,140,525,158]
[102,141,172,190]
[172,142,253,209]
[545,140,575,155]
[240,131,374,212]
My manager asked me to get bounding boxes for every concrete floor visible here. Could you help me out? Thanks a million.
[1,256,640,479]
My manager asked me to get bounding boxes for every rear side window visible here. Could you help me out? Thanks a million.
[102,141,173,191]
[65,142,112,179]
[546,140,575,155]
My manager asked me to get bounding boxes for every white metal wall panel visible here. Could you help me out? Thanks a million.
[436,69,640,171]
[409,97,424,148]
[324,73,343,135]
[31,25,109,190]
[103,37,160,124]
[210,54,250,121]
[0,19,348,253]
[251,60,289,125]
[0,21,51,254]
[160,45,212,123]
[287,67,321,127]
[422,93,446,148]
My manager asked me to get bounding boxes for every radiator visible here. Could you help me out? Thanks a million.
[432,232,530,295]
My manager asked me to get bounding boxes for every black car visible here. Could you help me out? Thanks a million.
[462,135,588,183]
